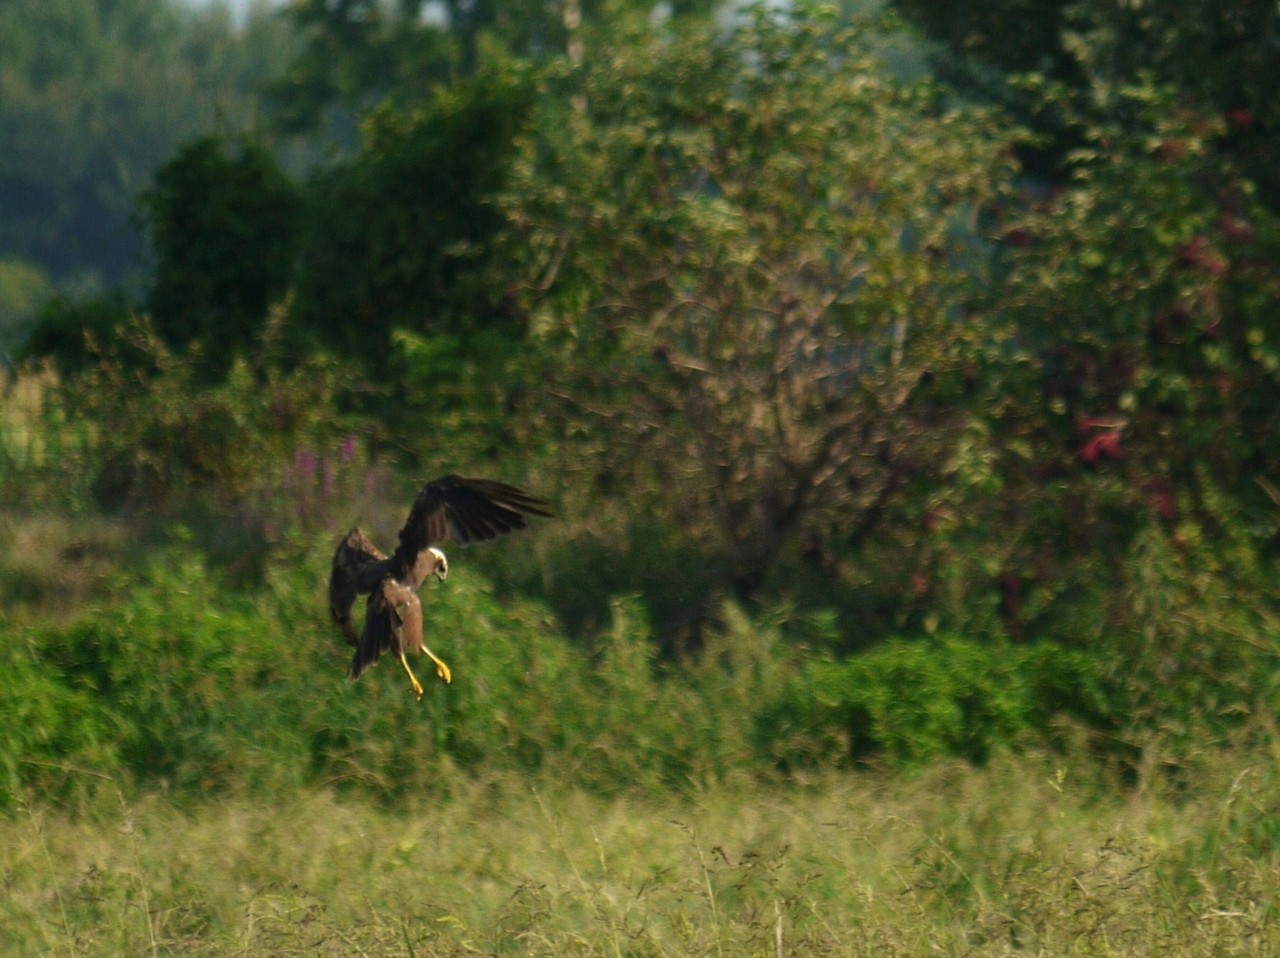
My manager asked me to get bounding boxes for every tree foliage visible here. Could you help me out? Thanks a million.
[269,0,720,137]
[139,136,303,376]
[867,1,1280,650]
[891,0,1280,206]
[290,68,535,378]
[1002,85,1280,537]
[898,82,1280,650]
[510,6,1018,606]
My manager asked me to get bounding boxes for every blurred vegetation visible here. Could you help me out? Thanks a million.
[2,4,1279,950]
[0,0,1276,860]
[0,0,298,309]
[891,0,1280,207]
[7,745,1280,956]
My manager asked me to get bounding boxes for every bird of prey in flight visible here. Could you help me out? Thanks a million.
[329,475,551,699]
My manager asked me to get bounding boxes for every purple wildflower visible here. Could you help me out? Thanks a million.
[295,449,319,481]
[322,456,335,500]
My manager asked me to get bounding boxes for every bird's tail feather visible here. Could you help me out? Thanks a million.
[350,604,392,681]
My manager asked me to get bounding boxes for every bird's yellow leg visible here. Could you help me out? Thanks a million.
[421,644,452,684]
[397,649,425,700]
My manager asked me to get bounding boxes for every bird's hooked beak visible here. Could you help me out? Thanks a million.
[429,547,449,582]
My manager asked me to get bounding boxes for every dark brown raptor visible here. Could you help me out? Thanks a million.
[329,475,551,698]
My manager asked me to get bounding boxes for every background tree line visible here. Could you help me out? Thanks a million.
[1,0,1278,788]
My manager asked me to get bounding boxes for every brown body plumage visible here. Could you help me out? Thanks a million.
[328,475,551,698]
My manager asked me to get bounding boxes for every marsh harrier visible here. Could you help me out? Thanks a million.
[329,475,551,699]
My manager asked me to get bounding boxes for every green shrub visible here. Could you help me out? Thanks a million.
[767,634,1117,768]
[24,518,1275,808]
[19,293,136,377]
[13,554,314,802]
[0,628,118,808]
[1117,517,1280,754]
[45,318,363,514]
[3,542,798,805]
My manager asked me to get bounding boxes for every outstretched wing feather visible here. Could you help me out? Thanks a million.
[329,528,388,646]
[392,475,551,576]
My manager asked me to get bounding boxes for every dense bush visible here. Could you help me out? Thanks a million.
[0,538,1203,809]
[767,635,1117,768]
[0,545,793,804]
[139,135,303,378]
[48,319,361,510]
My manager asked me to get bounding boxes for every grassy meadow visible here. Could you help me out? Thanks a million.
[6,747,1280,957]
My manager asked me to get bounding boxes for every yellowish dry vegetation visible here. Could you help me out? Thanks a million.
[1,367,61,463]
[6,747,1278,957]
[0,511,128,621]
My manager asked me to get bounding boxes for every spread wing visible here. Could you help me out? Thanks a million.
[350,579,421,680]
[329,528,389,646]
[390,475,552,577]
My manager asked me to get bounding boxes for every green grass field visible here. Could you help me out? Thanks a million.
[7,744,1279,957]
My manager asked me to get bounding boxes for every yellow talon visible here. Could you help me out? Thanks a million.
[398,649,426,700]
[426,650,452,684]
[397,646,450,700]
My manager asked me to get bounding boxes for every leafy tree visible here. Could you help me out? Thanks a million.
[138,135,303,376]
[898,80,1280,661]
[507,6,1018,614]
[289,68,535,382]
[268,0,459,139]
[891,0,1280,205]
[269,0,720,138]
[872,2,1280,648]
[889,0,1078,83]
[1000,84,1280,561]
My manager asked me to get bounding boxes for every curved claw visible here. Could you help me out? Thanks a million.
[398,649,425,700]
[427,650,452,684]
